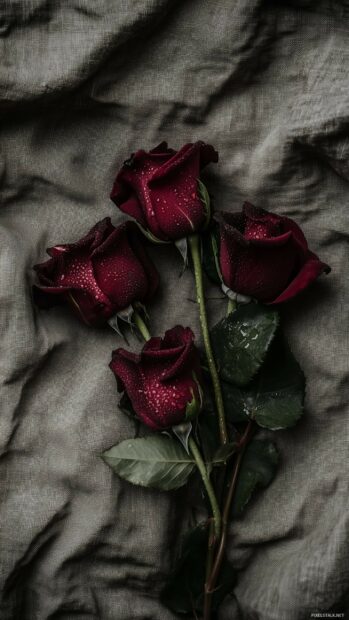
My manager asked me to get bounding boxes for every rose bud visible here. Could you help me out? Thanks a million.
[110,326,203,430]
[110,141,218,242]
[33,218,159,326]
[218,203,330,304]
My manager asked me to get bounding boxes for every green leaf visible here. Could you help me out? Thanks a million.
[226,338,305,430]
[210,303,279,386]
[221,379,249,423]
[102,436,195,491]
[233,439,279,516]
[211,442,237,466]
[161,522,235,615]
[202,225,221,284]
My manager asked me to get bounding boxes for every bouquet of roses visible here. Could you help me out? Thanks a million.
[33,141,330,619]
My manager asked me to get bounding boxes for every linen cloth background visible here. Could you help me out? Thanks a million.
[0,1,348,619]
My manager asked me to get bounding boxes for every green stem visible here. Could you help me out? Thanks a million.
[133,308,151,341]
[205,519,217,587]
[203,421,255,620]
[188,234,228,446]
[188,437,221,540]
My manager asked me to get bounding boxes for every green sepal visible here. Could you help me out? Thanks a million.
[108,304,149,343]
[136,222,170,245]
[108,313,129,340]
[174,237,189,274]
[197,178,212,230]
[133,301,149,321]
[185,391,199,421]
[185,374,203,422]
[172,421,192,454]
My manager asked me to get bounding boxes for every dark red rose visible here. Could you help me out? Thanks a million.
[110,326,202,430]
[110,141,218,241]
[33,218,159,326]
[218,203,330,304]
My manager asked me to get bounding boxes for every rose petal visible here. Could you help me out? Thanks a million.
[247,231,293,247]
[142,326,195,380]
[92,224,153,311]
[219,217,298,302]
[243,202,283,239]
[150,141,175,156]
[110,326,202,430]
[110,189,146,227]
[33,218,159,325]
[111,142,218,241]
[215,210,245,233]
[281,215,309,255]
[219,220,248,292]
[127,223,160,301]
[269,253,331,304]
[218,204,330,304]
[110,350,191,430]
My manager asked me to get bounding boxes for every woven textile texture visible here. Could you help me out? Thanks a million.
[0,1,348,619]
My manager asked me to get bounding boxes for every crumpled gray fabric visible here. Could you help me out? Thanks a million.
[0,1,348,619]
